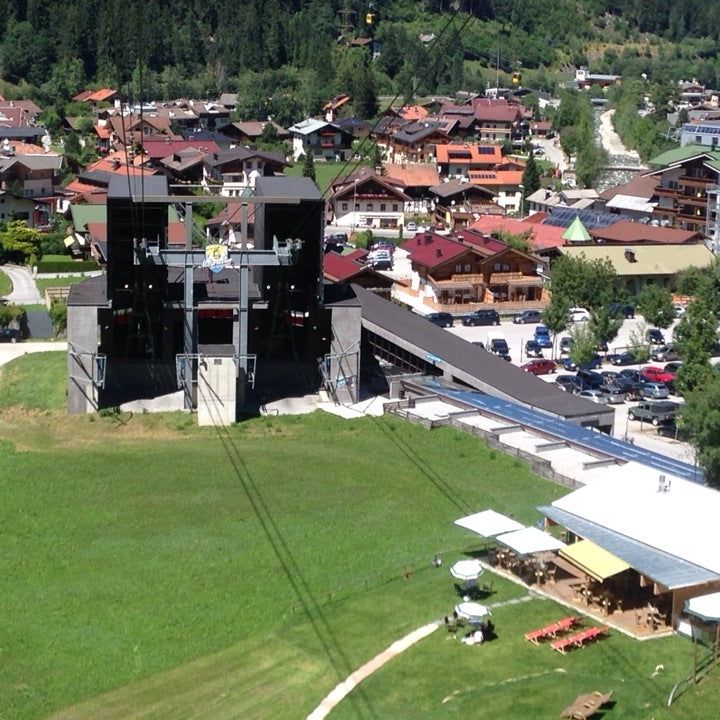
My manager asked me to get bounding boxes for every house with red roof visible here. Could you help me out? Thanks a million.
[589,221,704,245]
[435,143,503,177]
[400,230,547,309]
[323,251,392,296]
[469,214,566,252]
[469,170,523,213]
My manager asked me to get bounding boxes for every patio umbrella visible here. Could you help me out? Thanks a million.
[455,601,492,625]
[450,559,484,584]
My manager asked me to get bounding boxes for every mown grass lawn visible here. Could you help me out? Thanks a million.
[35,275,92,294]
[286,161,370,194]
[0,267,13,295]
[0,353,717,719]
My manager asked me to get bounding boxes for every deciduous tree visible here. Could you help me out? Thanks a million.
[636,283,675,329]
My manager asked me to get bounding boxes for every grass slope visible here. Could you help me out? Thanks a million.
[0,267,12,295]
[1,353,717,719]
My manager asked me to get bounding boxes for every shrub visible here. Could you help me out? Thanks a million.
[36,259,100,273]
[49,300,67,336]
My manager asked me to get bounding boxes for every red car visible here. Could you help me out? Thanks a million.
[640,366,676,384]
[520,359,557,375]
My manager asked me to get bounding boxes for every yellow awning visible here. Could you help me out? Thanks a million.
[559,539,630,582]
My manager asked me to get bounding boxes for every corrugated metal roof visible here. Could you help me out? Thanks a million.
[540,505,720,590]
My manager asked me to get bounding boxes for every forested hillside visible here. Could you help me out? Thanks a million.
[1,0,720,116]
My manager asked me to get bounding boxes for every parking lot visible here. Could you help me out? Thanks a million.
[442,314,699,464]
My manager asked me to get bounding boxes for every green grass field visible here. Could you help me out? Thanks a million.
[0,267,12,295]
[1,353,718,719]
[286,161,370,194]
[34,274,92,294]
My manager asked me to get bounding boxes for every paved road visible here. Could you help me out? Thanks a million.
[0,341,67,368]
[1,264,42,304]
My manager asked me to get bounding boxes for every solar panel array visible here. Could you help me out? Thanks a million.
[683,124,720,135]
[542,207,635,229]
[477,146,495,154]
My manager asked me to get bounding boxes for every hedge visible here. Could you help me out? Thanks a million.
[36,259,100,273]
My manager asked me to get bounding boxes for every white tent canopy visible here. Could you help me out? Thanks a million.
[685,592,720,623]
[454,509,525,538]
[496,526,567,556]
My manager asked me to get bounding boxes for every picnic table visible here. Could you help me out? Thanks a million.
[525,616,581,645]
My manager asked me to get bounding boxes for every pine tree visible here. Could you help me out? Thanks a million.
[522,153,541,201]
[302,152,316,183]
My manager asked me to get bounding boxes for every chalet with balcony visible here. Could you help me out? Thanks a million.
[289,119,354,161]
[400,230,547,309]
[435,143,504,177]
[471,99,523,142]
[329,168,409,229]
[470,170,523,213]
[0,152,62,200]
[374,119,451,163]
[203,148,287,197]
[428,181,500,230]
[382,162,440,213]
[645,144,720,234]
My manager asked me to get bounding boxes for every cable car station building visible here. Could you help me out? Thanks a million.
[66,175,359,424]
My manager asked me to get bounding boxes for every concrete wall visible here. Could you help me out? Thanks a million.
[67,305,100,414]
[329,305,361,403]
[197,355,237,426]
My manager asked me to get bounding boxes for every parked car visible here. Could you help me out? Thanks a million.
[368,250,392,270]
[425,312,454,328]
[664,361,682,374]
[628,400,680,426]
[650,344,680,362]
[562,354,601,371]
[513,309,542,324]
[559,336,575,355]
[609,351,638,366]
[520,359,557,375]
[534,325,553,348]
[405,221,417,232]
[568,306,590,322]
[0,327,21,343]
[614,376,644,400]
[619,368,643,383]
[462,309,500,326]
[488,334,511,359]
[640,366,676,386]
[556,374,584,393]
[595,339,608,353]
[598,385,626,404]
[600,370,620,384]
[674,303,686,318]
[576,369,604,389]
[578,389,610,404]
[609,302,635,319]
[640,382,670,400]
[524,340,544,358]
[646,328,665,345]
